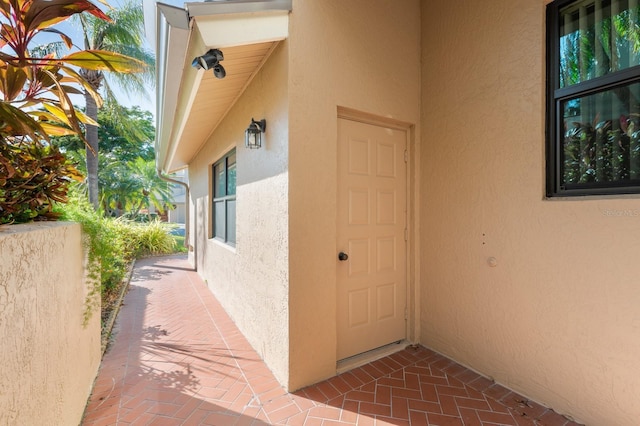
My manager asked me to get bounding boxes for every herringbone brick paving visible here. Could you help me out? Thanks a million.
[82,255,581,426]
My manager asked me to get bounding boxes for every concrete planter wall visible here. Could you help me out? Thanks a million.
[0,222,100,425]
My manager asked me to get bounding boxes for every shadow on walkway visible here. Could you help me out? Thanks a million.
[82,255,580,426]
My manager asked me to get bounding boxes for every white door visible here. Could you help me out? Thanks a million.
[337,117,407,360]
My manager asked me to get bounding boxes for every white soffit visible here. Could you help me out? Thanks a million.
[154,0,291,173]
[195,12,289,48]
[169,41,279,171]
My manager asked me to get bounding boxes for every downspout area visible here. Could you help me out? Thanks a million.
[157,169,190,251]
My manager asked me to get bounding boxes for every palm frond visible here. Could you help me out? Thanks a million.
[100,99,153,143]
[78,0,155,98]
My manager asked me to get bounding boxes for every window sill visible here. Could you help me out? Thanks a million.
[209,237,237,253]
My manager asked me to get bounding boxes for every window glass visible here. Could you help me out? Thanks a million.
[561,81,640,186]
[547,0,640,196]
[214,162,226,198]
[560,0,640,88]
[212,149,237,244]
[227,152,236,196]
[226,200,236,244]
[214,200,225,239]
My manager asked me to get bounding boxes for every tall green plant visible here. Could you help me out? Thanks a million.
[54,104,155,162]
[78,0,155,209]
[58,189,129,324]
[52,104,160,217]
[0,0,147,224]
[59,189,178,323]
[127,157,173,217]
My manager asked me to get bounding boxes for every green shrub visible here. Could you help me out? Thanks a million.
[59,190,179,290]
[127,219,176,258]
[0,141,82,224]
[58,191,130,303]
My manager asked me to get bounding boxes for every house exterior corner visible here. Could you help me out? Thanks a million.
[188,40,291,387]
[151,0,640,423]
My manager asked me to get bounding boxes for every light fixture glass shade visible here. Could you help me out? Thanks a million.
[245,118,266,149]
[245,130,260,149]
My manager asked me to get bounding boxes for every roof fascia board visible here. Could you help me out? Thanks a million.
[150,2,192,172]
[144,1,188,49]
[186,0,292,17]
[165,29,207,172]
[195,12,289,48]
[158,22,191,172]
[158,3,190,29]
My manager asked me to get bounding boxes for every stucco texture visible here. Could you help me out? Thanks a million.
[420,1,640,424]
[0,222,100,425]
[189,41,290,386]
[186,0,421,392]
[287,0,421,390]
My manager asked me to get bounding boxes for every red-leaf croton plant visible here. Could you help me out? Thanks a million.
[0,0,146,224]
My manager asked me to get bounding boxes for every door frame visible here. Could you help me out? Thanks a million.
[336,106,419,354]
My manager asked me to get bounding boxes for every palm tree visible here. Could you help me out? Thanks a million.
[79,0,155,209]
[127,157,174,219]
[98,157,173,219]
[99,157,139,217]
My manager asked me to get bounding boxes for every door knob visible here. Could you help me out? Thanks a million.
[338,252,349,261]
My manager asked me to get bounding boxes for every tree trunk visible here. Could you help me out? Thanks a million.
[84,91,99,210]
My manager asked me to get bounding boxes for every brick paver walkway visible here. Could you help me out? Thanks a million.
[82,255,580,425]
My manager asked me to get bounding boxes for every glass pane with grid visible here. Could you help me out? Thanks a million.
[547,0,640,195]
[560,0,640,88]
[227,152,236,196]
[215,162,226,198]
[561,81,640,186]
[212,149,237,243]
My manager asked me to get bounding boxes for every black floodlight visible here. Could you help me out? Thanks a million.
[191,49,226,79]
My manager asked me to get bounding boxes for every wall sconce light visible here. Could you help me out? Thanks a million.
[191,48,226,79]
[245,118,266,149]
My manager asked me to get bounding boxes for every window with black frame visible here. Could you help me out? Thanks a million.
[212,149,236,245]
[546,0,640,196]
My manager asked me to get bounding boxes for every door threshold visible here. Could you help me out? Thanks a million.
[336,340,409,375]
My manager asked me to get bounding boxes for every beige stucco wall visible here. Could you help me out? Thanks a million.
[420,1,640,424]
[0,222,100,425]
[189,41,291,386]
[185,0,421,392]
[287,0,421,390]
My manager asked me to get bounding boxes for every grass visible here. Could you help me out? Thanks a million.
[172,235,188,253]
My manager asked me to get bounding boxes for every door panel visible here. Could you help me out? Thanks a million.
[337,118,407,360]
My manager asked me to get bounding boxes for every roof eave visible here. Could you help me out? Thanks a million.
[147,0,292,174]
